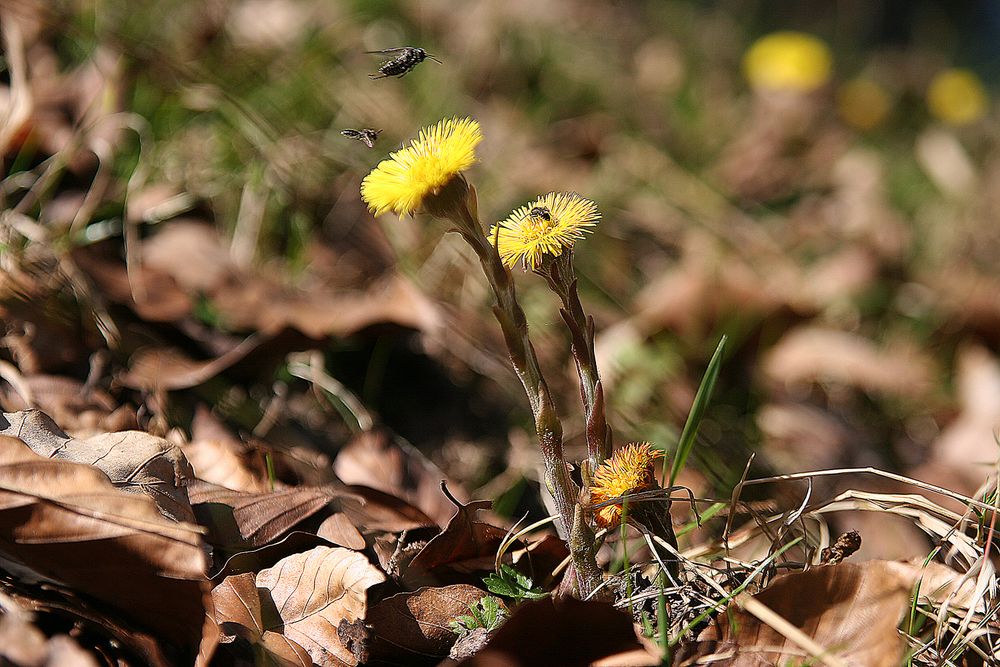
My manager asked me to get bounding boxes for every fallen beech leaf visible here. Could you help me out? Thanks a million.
[213,274,439,339]
[356,584,487,663]
[762,326,934,398]
[189,481,340,548]
[335,429,462,527]
[0,435,212,660]
[456,598,643,667]
[255,545,386,666]
[405,495,507,587]
[0,372,135,437]
[922,346,1000,495]
[0,409,195,522]
[339,484,438,534]
[185,405,269,492]
[71,245,193,322]
[119,337,264,391]
[0,612,100,667]
[317,513,366,551]
[212,572,311,667]
[679,560,948,667]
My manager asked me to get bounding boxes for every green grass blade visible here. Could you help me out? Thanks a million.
[667,335,728,488]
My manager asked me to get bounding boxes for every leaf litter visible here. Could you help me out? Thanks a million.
[4,2,1000,665]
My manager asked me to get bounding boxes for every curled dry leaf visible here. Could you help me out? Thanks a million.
[255,545,387,666]
[456,598,643,667]
[405,496,508,588]
[189,481,357,550]
[0,435,212,659]
[920,345,1000,495]
[334,429,463,527]
[679,560,969,667]
[340,584,486,664]
[0,409,195,522]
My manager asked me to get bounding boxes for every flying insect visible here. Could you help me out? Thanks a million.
[367,47,441,79]
[340,128,382,148]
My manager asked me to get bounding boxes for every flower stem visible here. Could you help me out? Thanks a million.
[539,253,612,473]
[443,186,603,598]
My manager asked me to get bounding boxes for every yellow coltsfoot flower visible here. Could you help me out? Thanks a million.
[490,192,600,271]
[743,31,832,93]
[361,117,483,217]
[927,69,989,127]
[589,442,663,529]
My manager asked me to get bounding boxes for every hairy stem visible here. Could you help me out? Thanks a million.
[443,188,603,598]
[540,254,612,472]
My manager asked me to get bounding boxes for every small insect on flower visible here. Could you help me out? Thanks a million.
[529,206,551,222]
[367,47,441,79]
[341,128,382,148]
[491,193,600,271]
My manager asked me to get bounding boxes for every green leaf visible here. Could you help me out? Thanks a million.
[483,574,519,598]
[667,335,727,488]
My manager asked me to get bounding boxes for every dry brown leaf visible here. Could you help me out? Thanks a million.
[349,584,487,663]
[256,545,387,666]
[456,598,643,667]
[0,409,195,522]
[761,326,934,398]
[0,435,213,660]
[185,405,269,492]
[0,612,100,667]
[71,245,194,323]
[189,481,340,549]
[339,484,438,534]
[119,337,264,392]
[679,560,948,667]
[405,496,507,588]
[212,572,312,667]
[335,429,462,527]
[0,372,135,437]
[918,345,1000,495]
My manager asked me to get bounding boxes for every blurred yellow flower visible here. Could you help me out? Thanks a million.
[589,442,663,529]
[361,117,482,217]
[837,78,892,130]
[927,69,989,126]
[490,192,600,271]
[743,31,832,93]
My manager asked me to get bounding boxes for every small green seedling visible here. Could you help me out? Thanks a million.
[483,564,549,601]
[449,595,509,638]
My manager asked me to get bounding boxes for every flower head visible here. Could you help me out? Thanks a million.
[361,117,483,217]
[490,192,600,270]
[837,77,892,130]
[927,69,988,126]
[589,442,663,529]
[743,31,832,93]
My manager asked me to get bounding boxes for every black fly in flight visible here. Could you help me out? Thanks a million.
[367,47,441,79]
[340,128,382,148]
